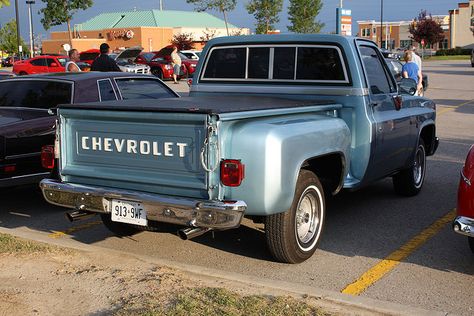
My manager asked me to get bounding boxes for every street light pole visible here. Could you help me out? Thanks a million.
[14,0,21,57]
[26,1,35,58]
[380,0,383,48]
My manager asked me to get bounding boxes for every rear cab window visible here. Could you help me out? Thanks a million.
[0,80,73,109]
[114,78,177,100]
[201,44,349,84]
[97,79,117,101]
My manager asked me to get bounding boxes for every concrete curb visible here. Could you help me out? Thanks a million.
[0,227,452,316]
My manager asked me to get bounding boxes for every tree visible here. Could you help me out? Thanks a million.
[287,0,324,33]
[200,28,217,44]
[409,10,444,47]
[0,19,29,54]
[0,0,10,8]
[40,0,93,48]
[246,0,283,34]
[171,33,195,50]
[186,0,236,36]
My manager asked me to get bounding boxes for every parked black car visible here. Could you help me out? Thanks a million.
[385,57,428,91]
[0,72,179,187]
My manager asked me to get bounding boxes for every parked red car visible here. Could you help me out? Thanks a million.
[79,49,100,65]
[453,145,474,253]
[13,55,68,75]
[155,45,198,76]
[135,46,197,80]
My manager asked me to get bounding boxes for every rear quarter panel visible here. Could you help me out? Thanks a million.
[218,113,350,215]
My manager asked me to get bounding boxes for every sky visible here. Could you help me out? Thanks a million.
[0,0,462,43]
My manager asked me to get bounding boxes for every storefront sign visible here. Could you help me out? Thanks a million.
[107,29,135,41]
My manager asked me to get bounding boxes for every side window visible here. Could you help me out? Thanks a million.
[30,58,46,66]
[296,47,346,81]
[46,58,56,67]
[0,80,72,109]
[97,79,117,101]
[115,78,175,100]
[248,47,270,79]
[273,47,295,79]
[203,48,246,79]
[359,46,393,94]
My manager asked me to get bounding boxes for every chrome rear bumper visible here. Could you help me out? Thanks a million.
[453,216,474,237]
[40,179,246,230]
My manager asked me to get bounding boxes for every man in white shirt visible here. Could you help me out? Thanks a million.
[65,49,81,72]
[410,45,422,72]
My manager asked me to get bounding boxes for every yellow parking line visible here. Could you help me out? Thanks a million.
[48,220,102,239]
[437,99,474,116]
[341,209,456,296]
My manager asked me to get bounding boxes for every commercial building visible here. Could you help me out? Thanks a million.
[42,9,249,54]
[358,0,474,50]
[357,16,449,50]
[449,0,474,48]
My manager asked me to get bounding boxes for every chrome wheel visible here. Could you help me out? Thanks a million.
[413,143,426,188]
[295,185,323,251]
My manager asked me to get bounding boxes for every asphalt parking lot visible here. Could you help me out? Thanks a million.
[0,60,473,315]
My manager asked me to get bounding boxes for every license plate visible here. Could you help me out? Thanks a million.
[111,199,147,226]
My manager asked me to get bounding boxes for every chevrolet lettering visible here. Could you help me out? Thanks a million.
[80,136,188,158]
[41,34,438,263]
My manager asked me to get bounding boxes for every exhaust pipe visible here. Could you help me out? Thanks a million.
[178,227,212,240]
[65,210,95,222]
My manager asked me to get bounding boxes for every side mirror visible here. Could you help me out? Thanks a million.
[398,78,417,96]
[50,62,58,67]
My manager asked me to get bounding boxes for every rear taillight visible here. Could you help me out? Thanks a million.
[187,78,193,86]
[220,159,245,187]
[4,165,16,173]
[41,145,55,169]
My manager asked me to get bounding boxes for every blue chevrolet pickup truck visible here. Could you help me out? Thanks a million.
[40,35,438,263]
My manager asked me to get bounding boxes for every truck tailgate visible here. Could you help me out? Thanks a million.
[59,109,208,199]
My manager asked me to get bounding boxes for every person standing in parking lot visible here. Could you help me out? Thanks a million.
[65,49,81,72]
[410,45,422,73]
[91,43,121,72]
[171,46,182,84]
[402,51,423,96]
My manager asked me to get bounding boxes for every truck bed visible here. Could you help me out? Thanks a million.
[59,96,336,114]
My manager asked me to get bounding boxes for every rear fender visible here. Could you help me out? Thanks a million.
[219,114,351,216]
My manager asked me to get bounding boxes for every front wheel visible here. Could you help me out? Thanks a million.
[393,139,426,196]
[151,68,163,79]
[265,170,325,263]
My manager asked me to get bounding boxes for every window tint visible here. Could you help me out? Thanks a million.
[30,58,46,66]
[115,78,175,100]
[46,58,56,67]
[0,80,72,109]
[273,47,295,79]
[98,80,117,101]
[203,48,246,79]
[296,47,345,81]
[359,46,392,94]
[248,47,269,79]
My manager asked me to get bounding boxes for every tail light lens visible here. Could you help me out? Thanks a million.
[41,145,55,169]
[220,159,245,187]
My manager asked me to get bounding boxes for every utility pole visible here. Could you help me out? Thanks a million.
[380,0,383,48]
[14,0,21,56]
[159,0,163,11]
[26,1,35,58]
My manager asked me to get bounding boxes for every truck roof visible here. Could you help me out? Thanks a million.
[61,96,335,114]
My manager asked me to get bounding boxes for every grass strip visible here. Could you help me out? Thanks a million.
[0,233,56,254]
[116,287,329,316]
[424,55,471,61]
